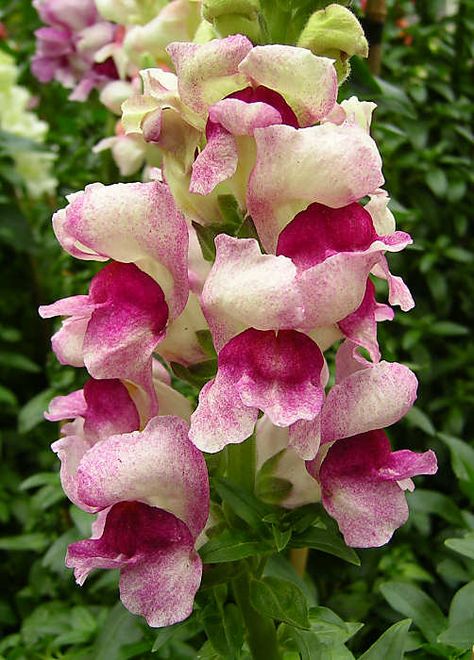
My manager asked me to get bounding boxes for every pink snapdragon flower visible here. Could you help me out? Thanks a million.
[66,415,209,626]
[122,35,338,222]
[39,181,191,414]
[32,0,124,100]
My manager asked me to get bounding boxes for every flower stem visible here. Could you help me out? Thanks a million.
[232,574,281,660]
[226,435,256,492]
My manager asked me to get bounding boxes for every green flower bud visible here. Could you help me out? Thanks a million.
[193,19,218,44]
[298,4,368,59]
[213,13,261,42]
[202,0,260,22]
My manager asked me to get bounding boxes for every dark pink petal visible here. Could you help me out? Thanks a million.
[277,202,378,269]
[66,501,202,626]
[338,280,393,362]
[378,449,438,481]
[221,329,325,427]
[372,256,415,311]
[318,431,437,547]
[230,85,299,128]
[83,262,168,412]
[189,329,324,454]
[82,378,140,441]
[77,416,209,538]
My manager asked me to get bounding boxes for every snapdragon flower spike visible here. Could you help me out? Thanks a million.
[189,328,325,455]
[276,201,413,329]
[314,430,437,547]
[39,262,168,416]
[51,181,189,320]
[66,416,209,627]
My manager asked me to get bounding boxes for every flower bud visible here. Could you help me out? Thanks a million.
[202,0,261,42]
[202,0,259,21]
[298,4,368,82]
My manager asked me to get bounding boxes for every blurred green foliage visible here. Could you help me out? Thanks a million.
[0,0,473,657]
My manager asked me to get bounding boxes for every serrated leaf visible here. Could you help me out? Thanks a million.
[250,576,310,629]
[358,619,412,660]
[379,581,446,643]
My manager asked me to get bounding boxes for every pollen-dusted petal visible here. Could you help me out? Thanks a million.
[248,123,384,251]
[318,431,437,547]
[208,97,283,135]
[52,181,189,318]
[338,280,393,362]
[276,202,411,327]
[190,121,238,195]
[222,329,325,428]
[201,235,304,351]
[167,35,253,117]
[66,502,202,627]
[189,375,258,453]
[45,388,87,422]
[238,45,337,127]
[321,361,418,444]
[76,416,209,538]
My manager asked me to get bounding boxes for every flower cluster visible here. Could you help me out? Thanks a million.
[41,10,437,629]
[0,50,57,197]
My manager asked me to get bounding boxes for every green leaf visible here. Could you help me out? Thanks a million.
[152,616,202,652]
[199,530,273,563]
[379,582,447,643]
[250,576,310,629]
[202,602,244,658]
[449,581,474,626]
[438,620,474,650]
[19,473,60,491]
[18,389,55,434]
[430,321,469,336]
[358,619,412,660]
[291,527,360,565]
[445,532,474,560]
[91,602,143,660]
[0,351,40,373]
[308,607,363,646]
[0,384,17,407]
[404,407,436,435]
[170,360,217,388]
[214,477,273,529]
[407,489,465,526]
[195,330,217,358]
[438,434,474,483]
[0,533,49,552]
[217,194,243,229]
[426,169,448,197]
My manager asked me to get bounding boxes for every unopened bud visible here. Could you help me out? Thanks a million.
[298,4,368,83]
[202,0,260,21]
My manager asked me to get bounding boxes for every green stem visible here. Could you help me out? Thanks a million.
[226,435,256,493]
[232,574,281,660]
